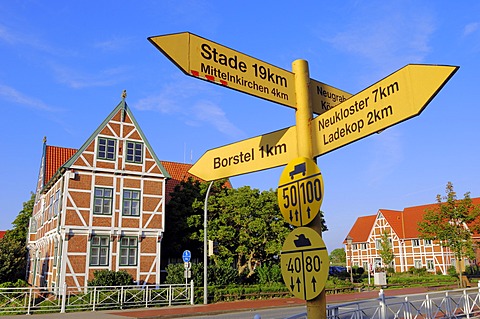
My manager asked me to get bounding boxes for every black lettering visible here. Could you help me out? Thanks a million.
[201,43,212,60]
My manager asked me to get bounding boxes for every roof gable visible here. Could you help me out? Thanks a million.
[379,209,404,238]
[347,197,480,242]
[346,215,376,243]
[62,98,170,178]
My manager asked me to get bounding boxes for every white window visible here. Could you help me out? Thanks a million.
[120,237,138,266]
[94,187,113,215]
[426,260,434,271]
[414,259,422,269]
[90,236,110,266]
[375,239,382,249]
[126,141,143,163]
[412,239,420,247]
[98,137,116,160]
[53,190,60,216]
[424,239,432,246]
[123,190,141,216]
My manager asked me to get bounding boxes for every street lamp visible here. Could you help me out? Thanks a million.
[203,181,214,305]
[346,235,353,283]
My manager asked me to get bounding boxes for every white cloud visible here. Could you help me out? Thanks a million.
[365,130,403,186]
[94,36,131,52]
[323,4,435,70]
[133,78,244,138]
[464,22,480,36]
[0,24,15,44]
[51,64,128,89]
[0,84,57,112]
[190,100,244,138]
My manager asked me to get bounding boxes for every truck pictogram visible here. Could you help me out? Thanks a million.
[289,162,306,179]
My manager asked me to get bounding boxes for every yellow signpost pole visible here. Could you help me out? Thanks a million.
[292,59,326,319]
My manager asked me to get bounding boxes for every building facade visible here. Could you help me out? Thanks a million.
[26,98,171,290]
[345,198,480,275]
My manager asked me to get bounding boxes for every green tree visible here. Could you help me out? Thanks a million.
[164,180,329,281]
[378,229,395,272]
[0,193,34,283]
[206,186,291,279]
[162,178,229,261]
[329,248,346,265]
[417,182,480,286]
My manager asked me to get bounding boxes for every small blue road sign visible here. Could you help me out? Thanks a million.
[182,250,191,263]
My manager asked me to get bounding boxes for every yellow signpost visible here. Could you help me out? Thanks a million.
[188,64,458,181]
[312,64,459,157]
[150,31,459,319]
[281,227,330,300]
[188,126,297,181]
[148,32,351,115]
[278,157,324,226]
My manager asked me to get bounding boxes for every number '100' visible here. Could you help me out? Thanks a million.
[282,178,322,209]
[287,255,322,273]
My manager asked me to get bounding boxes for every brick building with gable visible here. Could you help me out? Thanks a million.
[26,95,206,290]
[344,198,480,275]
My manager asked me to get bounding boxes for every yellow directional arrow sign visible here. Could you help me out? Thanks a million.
[148,32,351,115]
[188,64,457,180]
[281,227,329,300]
[188,126,297,181]
[312,64,459,157]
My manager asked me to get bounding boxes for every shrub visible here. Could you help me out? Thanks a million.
[447,265,458,277]
[0,279,28,288]
[87,270,134,286]
[256,263,282,285]
[465,264,480,275]
[165,261,240,287]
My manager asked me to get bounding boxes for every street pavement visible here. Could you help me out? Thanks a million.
[3,286,439,319]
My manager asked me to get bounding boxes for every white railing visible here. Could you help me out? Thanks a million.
[0,281,194,315]
[285,283,480,319]
[326,284,480,319]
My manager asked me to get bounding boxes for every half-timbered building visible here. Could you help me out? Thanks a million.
[27,96,171,290]
[345,198,480,275]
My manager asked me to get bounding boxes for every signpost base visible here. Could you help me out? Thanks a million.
[307,289,327,319]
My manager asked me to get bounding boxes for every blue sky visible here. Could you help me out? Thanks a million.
[1,1,479,251]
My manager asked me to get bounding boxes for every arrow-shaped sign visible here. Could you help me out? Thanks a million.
[188,126,297,181]
[312,64,458,156]
[188,64,457,180]
[148,32,351,115]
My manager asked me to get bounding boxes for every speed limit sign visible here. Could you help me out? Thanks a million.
[281,227,329,300]
[278,157,324,226]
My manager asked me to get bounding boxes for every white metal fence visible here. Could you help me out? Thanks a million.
[286,283,480,319]
[0,281,194,316]
[327,286,480,319]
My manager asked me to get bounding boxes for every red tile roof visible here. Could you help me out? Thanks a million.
[160,161,204,203]
[346,215,376,242]
[44,145,77,183]
[0,230,6,239]
[347,197,480,243]
[159,160,232,203]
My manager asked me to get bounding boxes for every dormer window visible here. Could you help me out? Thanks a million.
[126,141,143,163]
[98,137,116,160]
